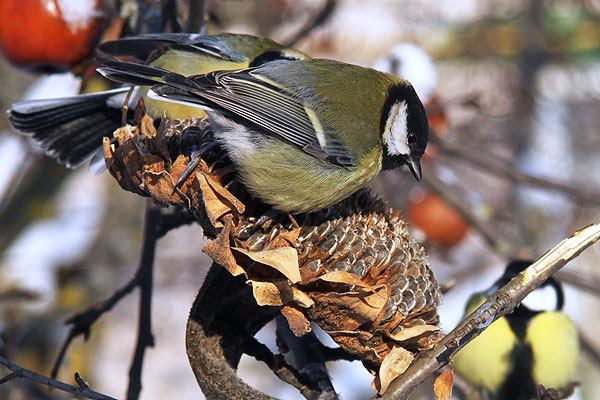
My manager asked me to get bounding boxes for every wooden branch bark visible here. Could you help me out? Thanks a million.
[186,264,279,400]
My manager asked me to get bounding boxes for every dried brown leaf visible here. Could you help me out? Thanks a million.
[232,247,301,283]
[140,114,157,137]
[250,280,314,307]
[203,172,245,214]
[326,330,379,364]
[372,346,414,394]
[103,138,147,195]
[170,154,194,191]
[386,325,439,343]
[141,171,189,206]
[196,172,234,229]
[308,285,388,331]
[290,287,315,308]
[203,217,245,276]
[113,124,139,145]
[281,305,312,336]
[251,281,289,306]
[434,369,453,400]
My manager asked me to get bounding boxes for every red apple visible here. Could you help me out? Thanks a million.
[408,191,468,247]
[0,0,107,72]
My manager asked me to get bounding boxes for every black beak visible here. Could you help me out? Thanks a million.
[407,156,422,182]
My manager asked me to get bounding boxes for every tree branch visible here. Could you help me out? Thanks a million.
[579,333,600,370]
[283,0,337,47]
[556,269,600,297]
[242,330,332,400]
[275,316,338,400]
[185,0,208,33]
[52,273,140,379]
[127,199,160,400]
[422,168,513,257]
[186,264,279,399]
[374,222,600,400]
[0,356,115,400]
[432,136,600,204]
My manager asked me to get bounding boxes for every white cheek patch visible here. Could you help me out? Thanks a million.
[382,101,410,156]
[521,284,559,312]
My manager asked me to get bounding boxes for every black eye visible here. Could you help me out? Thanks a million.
[407,133,417,145]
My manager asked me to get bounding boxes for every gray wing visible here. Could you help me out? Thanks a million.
[98,33,247,63]
[155,69,356,167]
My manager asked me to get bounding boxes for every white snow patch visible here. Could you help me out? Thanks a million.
[57,0,103,33]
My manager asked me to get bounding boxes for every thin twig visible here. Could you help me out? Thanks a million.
[186,0,208,33]
[422,168,513,257]
[452,371,482,400]
[156,206,197,238]
[51,272,140,379]
[579,332,600,370]
[161,0,182,33]
[242,332,330,400]
[0,356,116,400]
[276,316,338,400]
[127,199,160,400]
[283,0,337,47]
[374,223,600,400]
[0,288,39,302]
[0,372,19,385]
[75,371,90,390]
[0,152,34,215]
[432,136,600,204]
[556,269,600,297]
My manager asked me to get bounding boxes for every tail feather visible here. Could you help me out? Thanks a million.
[54,116,118,166]
[98,33,189,61]
[99,57,219,114]
[8,87,130,167]
[11,101,105,131]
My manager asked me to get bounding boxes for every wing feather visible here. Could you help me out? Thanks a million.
[177,70,357,167]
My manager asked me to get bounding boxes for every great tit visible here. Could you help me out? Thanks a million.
[8,33,309,167]
[453,260,579,400]
[97,56,429,213]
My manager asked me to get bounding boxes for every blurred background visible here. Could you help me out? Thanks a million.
[1,0,600,399]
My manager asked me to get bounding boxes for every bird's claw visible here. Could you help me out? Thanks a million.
[175,141,216,189]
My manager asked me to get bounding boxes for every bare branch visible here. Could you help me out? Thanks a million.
[127,199,160,400]
[0,356,115,400]
[0,372,19,385]
[187,264,279,399]
[275,316,338,399]
[75,371,90,390]
[374,223,600,400]
[432,136,600,204]
[580,333,600,370]
[556,269,600,297]
[422,168,513,257]
[185,0,208,33]
[319,346,359,363]
[242,331,331,400]
[283,0,337,47]
[52,273,140,379]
